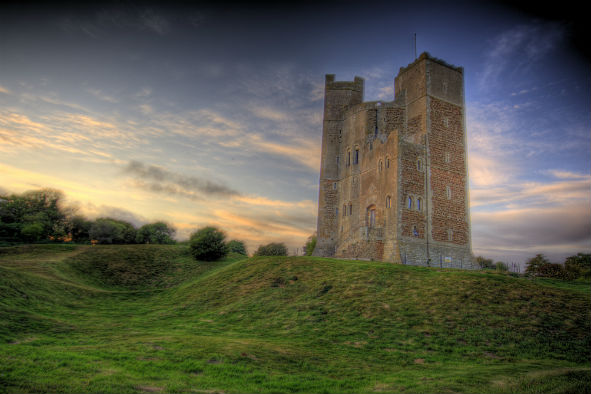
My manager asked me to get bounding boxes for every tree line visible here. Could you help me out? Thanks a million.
[476,253,590,280]
[0,188,175,245]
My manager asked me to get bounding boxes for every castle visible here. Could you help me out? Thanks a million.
[314,52,475,269]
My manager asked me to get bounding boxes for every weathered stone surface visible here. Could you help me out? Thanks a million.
[314,52,474,269]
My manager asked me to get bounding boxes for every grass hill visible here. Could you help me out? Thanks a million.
[0,244,589,393]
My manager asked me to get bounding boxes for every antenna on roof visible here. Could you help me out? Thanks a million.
[414,33,417,60]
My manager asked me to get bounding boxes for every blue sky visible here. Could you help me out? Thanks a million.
[0,1,589,263]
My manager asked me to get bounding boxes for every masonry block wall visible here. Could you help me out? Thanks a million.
[314,53,474,269]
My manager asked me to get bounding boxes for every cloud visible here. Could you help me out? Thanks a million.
[123,160,241,199]
[472,203,590,263]
[87,88,119,103]
[0,85,11,95]
[57,6,173,38]
[478,22,565,89]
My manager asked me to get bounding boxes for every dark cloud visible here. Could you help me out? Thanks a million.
[124,160,240,199]
[472,204,591,262]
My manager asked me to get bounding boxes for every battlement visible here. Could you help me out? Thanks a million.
[397,52,463,76]
[325,74,364,92]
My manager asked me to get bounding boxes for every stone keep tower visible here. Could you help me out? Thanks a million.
[314,52,474,269]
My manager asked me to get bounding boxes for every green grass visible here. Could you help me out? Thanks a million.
[0,245,589,393]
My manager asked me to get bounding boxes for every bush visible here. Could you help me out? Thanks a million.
[303,233,317,256]
[495,261,508,272]
[189,227,227,261]
[254,242,288,256]
[226,240,247,255]
[476,256,495,269]
[537,262,574,280]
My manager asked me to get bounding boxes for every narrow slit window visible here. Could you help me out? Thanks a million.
[416,197,422,211]
[407,196,413,209]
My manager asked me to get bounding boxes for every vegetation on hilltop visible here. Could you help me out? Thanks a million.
[0,188,176,245]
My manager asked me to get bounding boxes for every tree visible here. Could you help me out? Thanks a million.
[226,240,247,255]
[254,242,288,256]
[89,218,137,244]
[136,222,176,244]
[564,253,591,279]
[20,222,44,242]
[525,254,551,277]
[476,256,495,269]
[0,188,69,242]
[303,233,317,256]
[190,226,227,261]
[68,215,93,243]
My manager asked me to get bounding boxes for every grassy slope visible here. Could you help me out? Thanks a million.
[0,245,589,393]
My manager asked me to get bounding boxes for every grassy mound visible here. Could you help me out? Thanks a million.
[63,245,183,290]
[0,245,589,393]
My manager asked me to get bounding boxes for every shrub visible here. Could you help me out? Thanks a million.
[226,240,247,255]
[495,261,508,272]
[303,233,317,256]
[189,226,227,261]
[254,242,288,256]
[476,256,495,269]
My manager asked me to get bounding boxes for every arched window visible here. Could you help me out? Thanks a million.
[347,150,351,167]
[407,196,413,209]
[348,203,352,216]
[335,207,339,216]
[379,160,383,173]
[413,226,419,237]
[354,147,360,164]
[416,197,422,211]
[366,205,376,228]
[386,195,391,208]
[386,157,390,169]
[343,204,346,217]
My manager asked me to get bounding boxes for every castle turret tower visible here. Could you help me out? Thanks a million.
[314,53,473,268]
[314,75,364,257]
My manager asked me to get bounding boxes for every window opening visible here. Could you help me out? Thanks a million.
[367,206,376,228]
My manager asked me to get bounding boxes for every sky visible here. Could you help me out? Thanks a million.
[1,0,589,264]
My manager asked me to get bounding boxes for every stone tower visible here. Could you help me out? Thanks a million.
[314,52,474,269]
